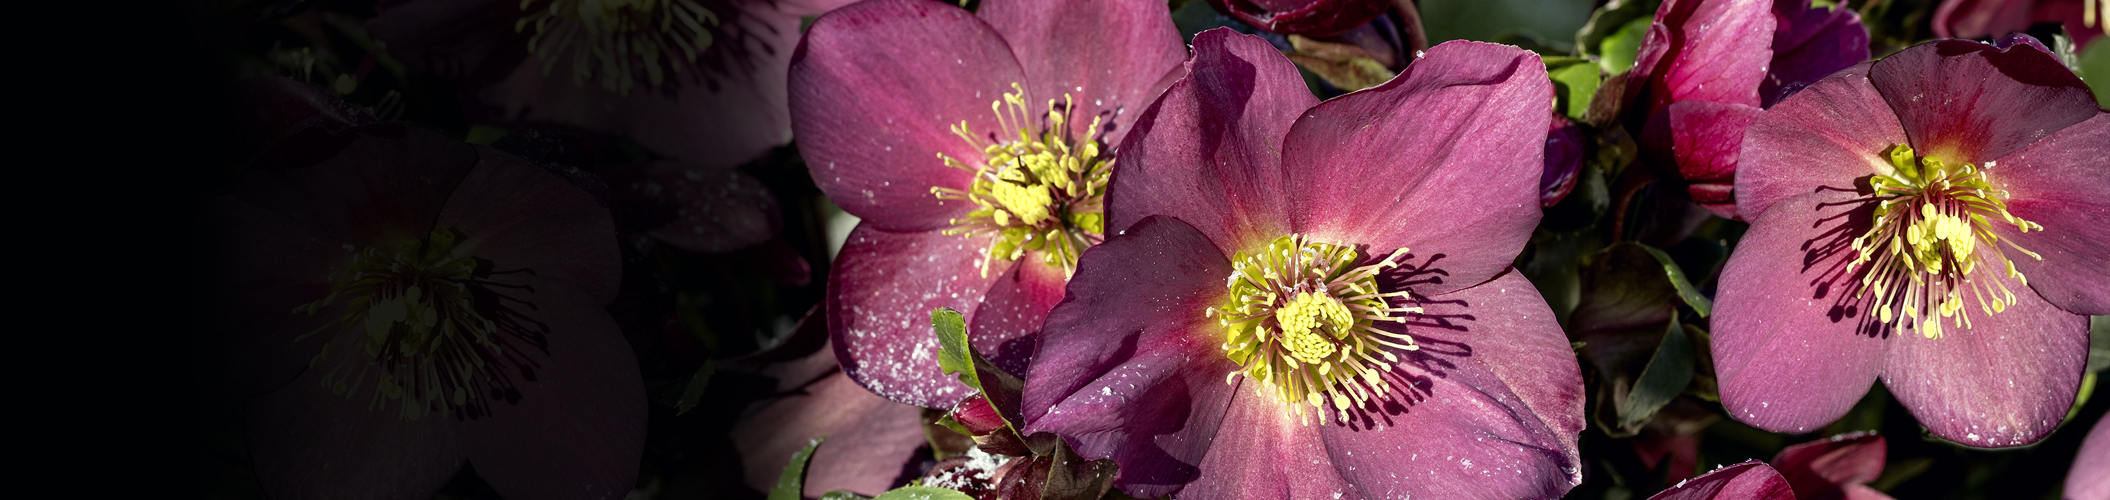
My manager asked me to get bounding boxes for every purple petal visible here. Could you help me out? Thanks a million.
[1282,40,1549,295]
[1315,272,1584,499]
[969,258,1069,378]
[1629,0,1776,120]
[367,0,515,80]
[234,124,474,249]
[1983,114,2110,315]
[1930,0,2037,40]
[734,367,930,497]
[1867,38,2096,166]
[1771,431,1885,500]
[1543,114,1585,208]
[440,146,622,304]
[1649,100,1764,219]
[790,0,1029,232]
[1177,391,1357,499]
[2069,412,2110,500]
[976,0,1185,147]
[461,278,646,500]
[1734,62,1905,219]
[1206,0,1393,37]
[600,161,781,254]
[1107,28,1315,251]
[1020,215,1238,499]
[245,327,465,500]
[828,223,1009,408]
[1713,190,1889,434]
[1877,262,2087,448]
[777,0,860,16]
[1762,0,1869,107]
[200,197,353,395]
[1646,461,1795,500]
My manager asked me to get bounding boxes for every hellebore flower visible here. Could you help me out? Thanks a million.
[202,123,642,499]
[1625,0,1868,218]
[1204,0,1392,37]
[1543,113,1586,207]
[2071,412,2110,499]
[368,0,855,166]
[1934,0,2108,50]
[1714,35,2109,447]
[729,339,931,497]
[1019,29,1582,499]
[1649,432,1891,500]
[790,0,1185,408]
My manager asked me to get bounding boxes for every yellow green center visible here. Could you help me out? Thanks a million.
[517,0,720,95]
[296,227,514,421]
[1849,144,2043,339]
[932,83,1113,277]
[1209,235,1424,425]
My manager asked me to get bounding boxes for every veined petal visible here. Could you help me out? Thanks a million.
[969,257,1069,378]
[733,364,930,498]
[1770,431,1886,500]
[1762,0,1869,107]
[2069,413,2110,500]
[1868,38,2097,167]
[1629,0,1775,119]
[1735,62,1905,219]
[1283,40,1549,295]
[1714,190,1889,434]
[1877,255,2087,448]
[828,223,1008,409]
[1108,28,1314,251]
[1649,100,1764,219]
[977,0,1185,146]
[790,0,1029,232]
[1646,461,1795,500]
[1983,114,2110,315]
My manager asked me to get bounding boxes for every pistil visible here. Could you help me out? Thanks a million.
[931,83,1114,277]
[1849,144,2042,339]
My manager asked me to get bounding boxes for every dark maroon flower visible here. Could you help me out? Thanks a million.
[1648,461,1796,500]
[596,160,782,254]
[1626,0,1868,219]
[1019,29,1581,499]
[790,0,1185,408]
[369,0,855,166]
[1205,0,1391,37]
[1650,433,1893,500]
[203,124,642,499]
[2071,412,2110,499]
[730,340,930,497]
[1543,113,1585,207]
[1714,35,2107,446]
[1934,0,2107,50]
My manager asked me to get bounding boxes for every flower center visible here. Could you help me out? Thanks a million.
[1849,144,2043,339]
[517,0,719,95]
[296,227,533,421]
[931,83,1113,277]
[1208,235,1424,425]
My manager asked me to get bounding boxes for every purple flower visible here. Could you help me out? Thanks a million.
[1650,432,1892,500]
[368,0,854,166]
[1626,0,1868,218]
[1543,113,1585,208]
[1714,35,2107,447]
[1203,0,1392,37]
[729,339,931,497]
[2071,412,2110,499]
[1934,0,2106,50]
[1649,461,1797,500]
[790,0,1186,408]
[202,123,642,499]
[1018,29,1581,499]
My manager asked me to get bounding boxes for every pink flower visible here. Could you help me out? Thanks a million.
[2071,412,2110,499]
[1649,432,1892,500]
[202,122,643,499]
[1934,0,2107,50]
[1714,35,2107,446]
[790,0,1186,408]
[1203,0,1392,37]
[1019,29,1582,499]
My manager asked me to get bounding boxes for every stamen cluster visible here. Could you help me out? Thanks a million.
[932,83,1113,277]
[295,228,513,420]
[1849,144,2043,339]
[1207,235,1425,425]
[517,0,720,95]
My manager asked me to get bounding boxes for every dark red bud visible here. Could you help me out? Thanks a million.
[1205,0,1391,37]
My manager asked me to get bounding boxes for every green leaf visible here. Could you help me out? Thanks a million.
[1546,57,1603,121]
[2082,40,2110,108]
[769,437,825,500]
[870,486,975,500]
[1598,17,1652,75]
[1617,321,1695,429]
[1576,0,1660,57]
[1637,244,1714,317]
[675,358,717,415]
[819,491,872,500]
[932,308,973,386]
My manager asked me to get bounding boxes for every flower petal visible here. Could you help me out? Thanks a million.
[828,223,1008,408]
[1108,28,1313,251]
[791,0,1029,232]
[1629,0,1775,119]
[244,330,465,500]
[440,146,622,304]
[2068,412,2110,500]
[1714,190,1890,434]
[1648,100,1764,219]
[1929,0,2036,40]
[461,277,646,500]
[200,196,353,396]
[1867,38,2097,166]
[1282,40,1548,295]
[235,124,475,248]
[1877,263,2087,448]
[1735,62,1905,219]
[1176,391,1356,499]
[1315,272,1584,499]
[1645,461,1795,500]
[976,0,1186,146]
[1020,215,1238,499]
[1984,114,2110,315]
[734,366,930,497]
[1761,0,1869,107]
[599,161,781,254]
[1770,431,1885,500]
[969,257,1069,378]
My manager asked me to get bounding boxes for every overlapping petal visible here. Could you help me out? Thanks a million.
[1983,114,2110,315]
[828,224,1010,408]
[977,0,1186,146]
[1763,0,1870,107]
[1628,0,1775,121]
[2070,412,2110,499]
[1867,36,2097,166]
[1734,62,1904,219]
[1878,263,2086,447]
[1647,461,1795,500]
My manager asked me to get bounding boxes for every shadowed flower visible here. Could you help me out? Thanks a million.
[790,0,1185,408]
[1650,432,1892,500]
[1544,113,1585,207]
[1625,0,1868,218]
[2071,412,2110,499]
[1934,0,2108,50]
[368,0,855,166]
[1714,35,2108,447]
[728,338,931,497]
[1204,0,1392,37]
[1018,29,1581,499]
[202,123,642,499]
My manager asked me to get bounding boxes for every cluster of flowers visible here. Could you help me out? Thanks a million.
[203,0,2106,498]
